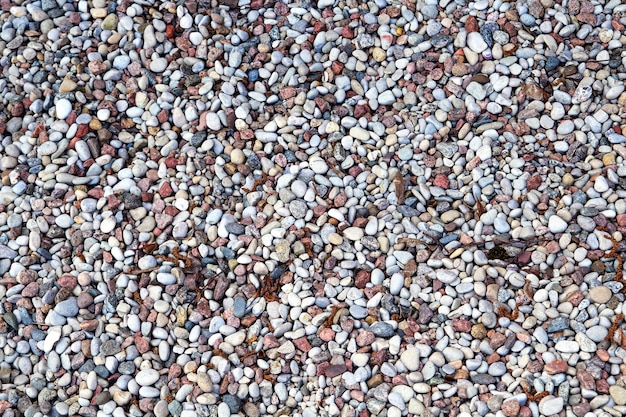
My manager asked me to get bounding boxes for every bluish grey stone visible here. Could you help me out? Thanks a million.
[225,222,245,235]
[208,316,225,333]
[119,362,136,375]
[520,13,536,26]
[0,245,17,259]
[46,310,66,326]
[369,322,395,338]
[471,374,496,385]
[349,305,368,319]
[233,296,246,318]
[421,5,438,19]
[547,317,569,333]
[54,298,78,317]
[223,394,241,413]
[168,400,182,417]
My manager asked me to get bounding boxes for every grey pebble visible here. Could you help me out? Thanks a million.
[100,340,121,356]
[350,305,369,319]
[547,317,569,333]
[369,322,395,337]
[233,296,246,318]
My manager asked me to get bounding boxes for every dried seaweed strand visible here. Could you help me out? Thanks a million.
[242,172,268,193]
[254,275,280,302]
[607,313,624,343]
[598,226,626,291]
[394,172,405,204]
[497,300,522,321]
[522,384,549,402]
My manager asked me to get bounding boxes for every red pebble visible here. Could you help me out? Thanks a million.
[544,359,568,374]
[433,174,449,188]
[158,182,173,198]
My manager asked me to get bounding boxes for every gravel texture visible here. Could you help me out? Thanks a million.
[1,0,626,417]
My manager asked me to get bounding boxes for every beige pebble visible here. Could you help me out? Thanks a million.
[588,286,612,304]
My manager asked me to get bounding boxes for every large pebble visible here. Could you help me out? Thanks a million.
[136,369,160,386]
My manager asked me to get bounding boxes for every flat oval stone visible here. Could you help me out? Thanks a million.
[135,369,160,386]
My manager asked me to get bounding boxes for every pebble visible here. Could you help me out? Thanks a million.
[56,99,72,119]
[135,369,160,386]
[400,347,421,372]
[54,298,78,317]
[548,215,568,233]
[609,386,626,406]
[588,286,612,304]
[150,58,168,73]
[539,397,564,415]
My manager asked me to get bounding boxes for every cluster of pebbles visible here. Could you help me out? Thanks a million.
[2,0,626,416]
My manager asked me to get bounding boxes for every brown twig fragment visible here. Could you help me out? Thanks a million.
[155,246,193,271]
[607,313,624,343]
[598,226,626,291]
[324,304,343,328]
[394,172,405,204]
[497,301,522,321]
[522,384,549,403]
[242,172,267,193]
[254,275,280,302]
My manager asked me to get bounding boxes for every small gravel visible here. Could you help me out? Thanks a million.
[2,0,626,417]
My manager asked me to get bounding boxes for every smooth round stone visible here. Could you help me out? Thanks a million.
[349,305,368,319]
[609,386,626,406]
[100,217,117,233]
[135,369,160,386]
[538,397,564,415]
[378,90,396,105]
[139,387,160,398]
[371,269,384,285]
[554,341,579,353]
[150,58,168,73]
[309,156,328,174]
[230,149,245,165]
[97,108,111,121]
[154,300,170,313]
[442,347,464,361]
[421,361,436,380]
[467,32,488,53]
[343,227,364,241]
[400,346,420,371]
[437,270,458,284]
[557,120,575,135]
[138,255,157,270]
[157,273,177,285]
[588,286,612,304]
[586,326,608,342]
[56,99,72,119]
[54,298,78,317]
[493,217,510,233]
[389,273,404,295]
[351,353,369,367]
[548,215,568,233]
[488,362,507,376]
[113,55,131,70]
[55,214,73,228]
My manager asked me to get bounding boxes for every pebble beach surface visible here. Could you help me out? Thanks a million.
[1,0,626,417]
